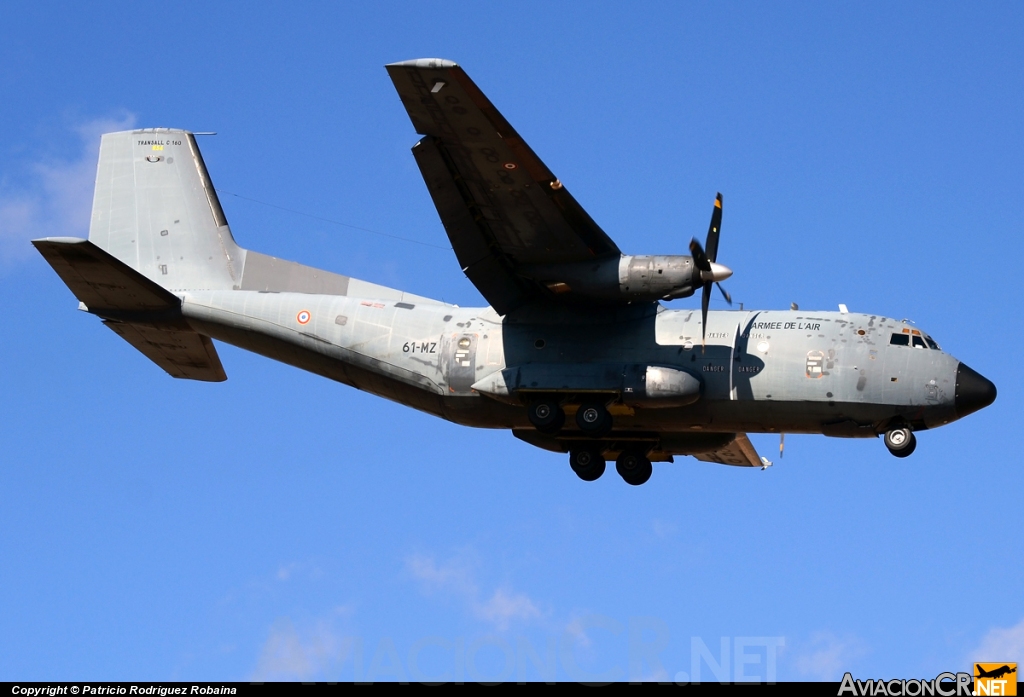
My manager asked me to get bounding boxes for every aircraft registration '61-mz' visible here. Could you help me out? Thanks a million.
[34,59,996,486]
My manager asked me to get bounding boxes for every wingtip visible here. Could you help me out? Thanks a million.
[32,236,89,245]
[386,58,458,69]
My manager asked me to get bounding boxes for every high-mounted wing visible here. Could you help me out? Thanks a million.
[386,59,621,315]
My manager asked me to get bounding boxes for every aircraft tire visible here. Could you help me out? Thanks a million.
[528,399,565,434]
[616,450,653,486]
[575,401,613,438]
[569,448,606,481]
[884,428,917,458]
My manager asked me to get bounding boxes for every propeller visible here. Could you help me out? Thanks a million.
[689,193,733,347]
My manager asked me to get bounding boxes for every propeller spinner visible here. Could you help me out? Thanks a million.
[689,193,733,347]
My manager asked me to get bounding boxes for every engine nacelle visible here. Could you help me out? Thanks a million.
[521,254,726,303]
[621,365,703,408]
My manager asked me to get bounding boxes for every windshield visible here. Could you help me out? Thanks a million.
[889,328,941,350]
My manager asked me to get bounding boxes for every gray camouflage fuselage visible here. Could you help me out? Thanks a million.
[179,286,966,457]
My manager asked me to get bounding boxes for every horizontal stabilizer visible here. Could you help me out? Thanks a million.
[33,237,226,381]
[102,320,226,382]
[33,237,180,314]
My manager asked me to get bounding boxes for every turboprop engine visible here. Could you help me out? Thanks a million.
[521,253,731,303]
[520,193,734,324]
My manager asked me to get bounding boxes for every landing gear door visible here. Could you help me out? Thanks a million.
[444,333,478,394]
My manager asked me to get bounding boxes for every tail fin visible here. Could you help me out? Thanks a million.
[88,128,244,290]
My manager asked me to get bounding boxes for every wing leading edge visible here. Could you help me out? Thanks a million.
[386,59,621,315]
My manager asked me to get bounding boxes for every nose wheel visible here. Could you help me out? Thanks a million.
[615,449,653,486]
[569,447,606,481]
[884,427,917,458]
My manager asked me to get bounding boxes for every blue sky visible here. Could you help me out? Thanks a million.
[1,1,1021,682]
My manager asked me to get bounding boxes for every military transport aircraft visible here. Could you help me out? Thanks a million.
[33,58,996,486]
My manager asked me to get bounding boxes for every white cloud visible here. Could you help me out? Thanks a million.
[970,616,1024,664]
[563,616,594,650]
[250,607,355,681]
[474,588,541,630]
[276,563,298,581]
[651,519,679,539]
[0,114,134,265]
[791,632,867,681]
[406,553,542,631]
[406,554,477,596]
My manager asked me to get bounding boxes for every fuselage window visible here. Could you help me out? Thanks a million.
[924,335,939,350]
[912,335,926,349]
[890,333,910,346]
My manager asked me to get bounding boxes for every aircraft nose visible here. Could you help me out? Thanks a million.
[955,363,996,418]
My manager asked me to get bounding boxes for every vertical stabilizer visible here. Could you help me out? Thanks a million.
[88,129,245,291]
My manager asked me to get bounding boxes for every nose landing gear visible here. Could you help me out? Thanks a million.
[884,427,917,458]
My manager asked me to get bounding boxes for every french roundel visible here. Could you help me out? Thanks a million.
[296,310,311,324]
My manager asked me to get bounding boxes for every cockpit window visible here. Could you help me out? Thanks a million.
[890,328,941,350]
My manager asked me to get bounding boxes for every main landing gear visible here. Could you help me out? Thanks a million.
[884,427,917,458]
[527,399,565,434]
[569,447,606,481]
[527,399,613,437]
[575,401,612,438]
[615,450,653,486]
[567,447,653,485]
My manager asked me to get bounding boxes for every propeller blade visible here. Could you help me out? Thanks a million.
[717,282,732,305]
[695,194,725,350]
[705,193,723,263]
[700,281,711,349]
[689,237,710,271]
[780,433,785,459]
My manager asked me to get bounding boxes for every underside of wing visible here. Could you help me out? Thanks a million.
[386,59,621,315]
[692,433,768,468]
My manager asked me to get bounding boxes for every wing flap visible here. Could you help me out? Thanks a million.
[411,137,533,313]
[692,433,766,468]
